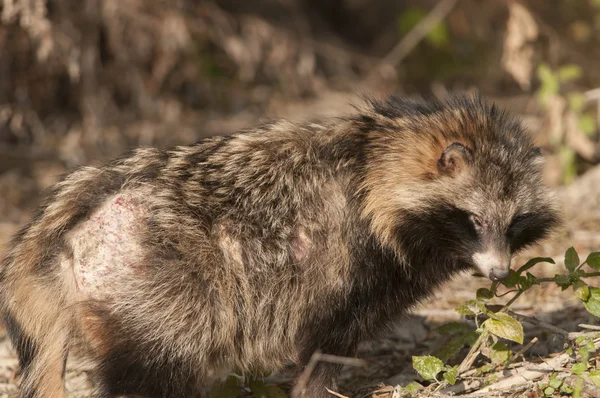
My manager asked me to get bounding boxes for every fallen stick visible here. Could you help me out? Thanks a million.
[291,351,367,398]
[507,336,538,365]
[507,310,569,338]
[326,387,350,398]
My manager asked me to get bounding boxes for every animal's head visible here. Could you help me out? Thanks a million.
[359,95,561,280]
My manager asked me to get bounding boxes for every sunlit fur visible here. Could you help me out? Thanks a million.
[0,95,560,397]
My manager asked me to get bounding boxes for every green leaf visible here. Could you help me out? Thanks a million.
[583,287,600,317]
[477,288,494,300]
[578,344,591,360]
[586,340,595,352]
[543,386,555,396]
[476,364,494,375]
[398,9,426,34]
[434,330,479,361]
[589,370,600,387]
[443,366,458,385]
[397,7,448,49]
[426,21,449,48]
[526,272,540,286]
[565,247,580,272]
[559,146,577,185]
[501,269,521,288]
[566,347,574,356]
[455,304,475,316]
[549,374,562,389]
[455,300,485,316]
[249,380,288,398]
[578,114,597,136]
[537,63,555,85]
[558,64,582,82]
[517,257,555,274]
[412,355,445,381]
[520,275,532,291]
[436,322,472,336]
[489,342,511,364]
[585,252,600,270]
[210,376,242,398]
[568,92,586,113]
[572,361,587,375]
[483,313,524,344]
[555,274,570,286]
[404,382,422,395]
[560,382,574,394]
[574,269,586,279]
[573,280,590,301]
[537,64,559,107]
[464,330,480,347]
[432,336,465,361]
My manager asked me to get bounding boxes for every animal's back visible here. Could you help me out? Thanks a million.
[0,124,358,397]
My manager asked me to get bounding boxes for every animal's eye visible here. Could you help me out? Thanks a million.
[508,213,533,235]
[468,213,484,232]
[511,213,530,223]
[507,212,554,253]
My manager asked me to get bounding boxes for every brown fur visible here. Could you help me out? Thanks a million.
[0,95,560,397]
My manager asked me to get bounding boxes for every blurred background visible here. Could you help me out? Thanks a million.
[1,0,600,231]
[1,0,600,395]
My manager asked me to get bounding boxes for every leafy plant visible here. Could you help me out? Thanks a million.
[397,8,450,49]
[411,247,600,395]
[536,63,598,184]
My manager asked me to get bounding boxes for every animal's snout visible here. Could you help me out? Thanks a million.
[472,251,511,282]
[488,267,509,281]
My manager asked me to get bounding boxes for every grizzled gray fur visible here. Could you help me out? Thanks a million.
[0,95,560,397]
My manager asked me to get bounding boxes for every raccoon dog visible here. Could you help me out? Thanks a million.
[0,95,559,397]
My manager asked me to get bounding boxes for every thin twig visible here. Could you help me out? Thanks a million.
[316,354,367,367]
[326,388,350,398]
[507,310,569,338]
[381,0,458,67]
[458,331,487,374]
[501,290,524,311]
[291,351,366,398]
[507,336,539,365]
[568,331,600,340]
[291,351,322,398]
[579,324,600,331]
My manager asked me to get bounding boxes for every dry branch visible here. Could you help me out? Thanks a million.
[507,310,569,338]
[380,0,459,67]
[291,351,367,398]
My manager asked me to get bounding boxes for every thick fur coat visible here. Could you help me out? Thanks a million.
[0,95,560,397]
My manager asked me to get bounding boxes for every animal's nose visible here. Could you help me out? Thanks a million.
[489,267,509,281]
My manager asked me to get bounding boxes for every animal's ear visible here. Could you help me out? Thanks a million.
[437,142,473,177]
